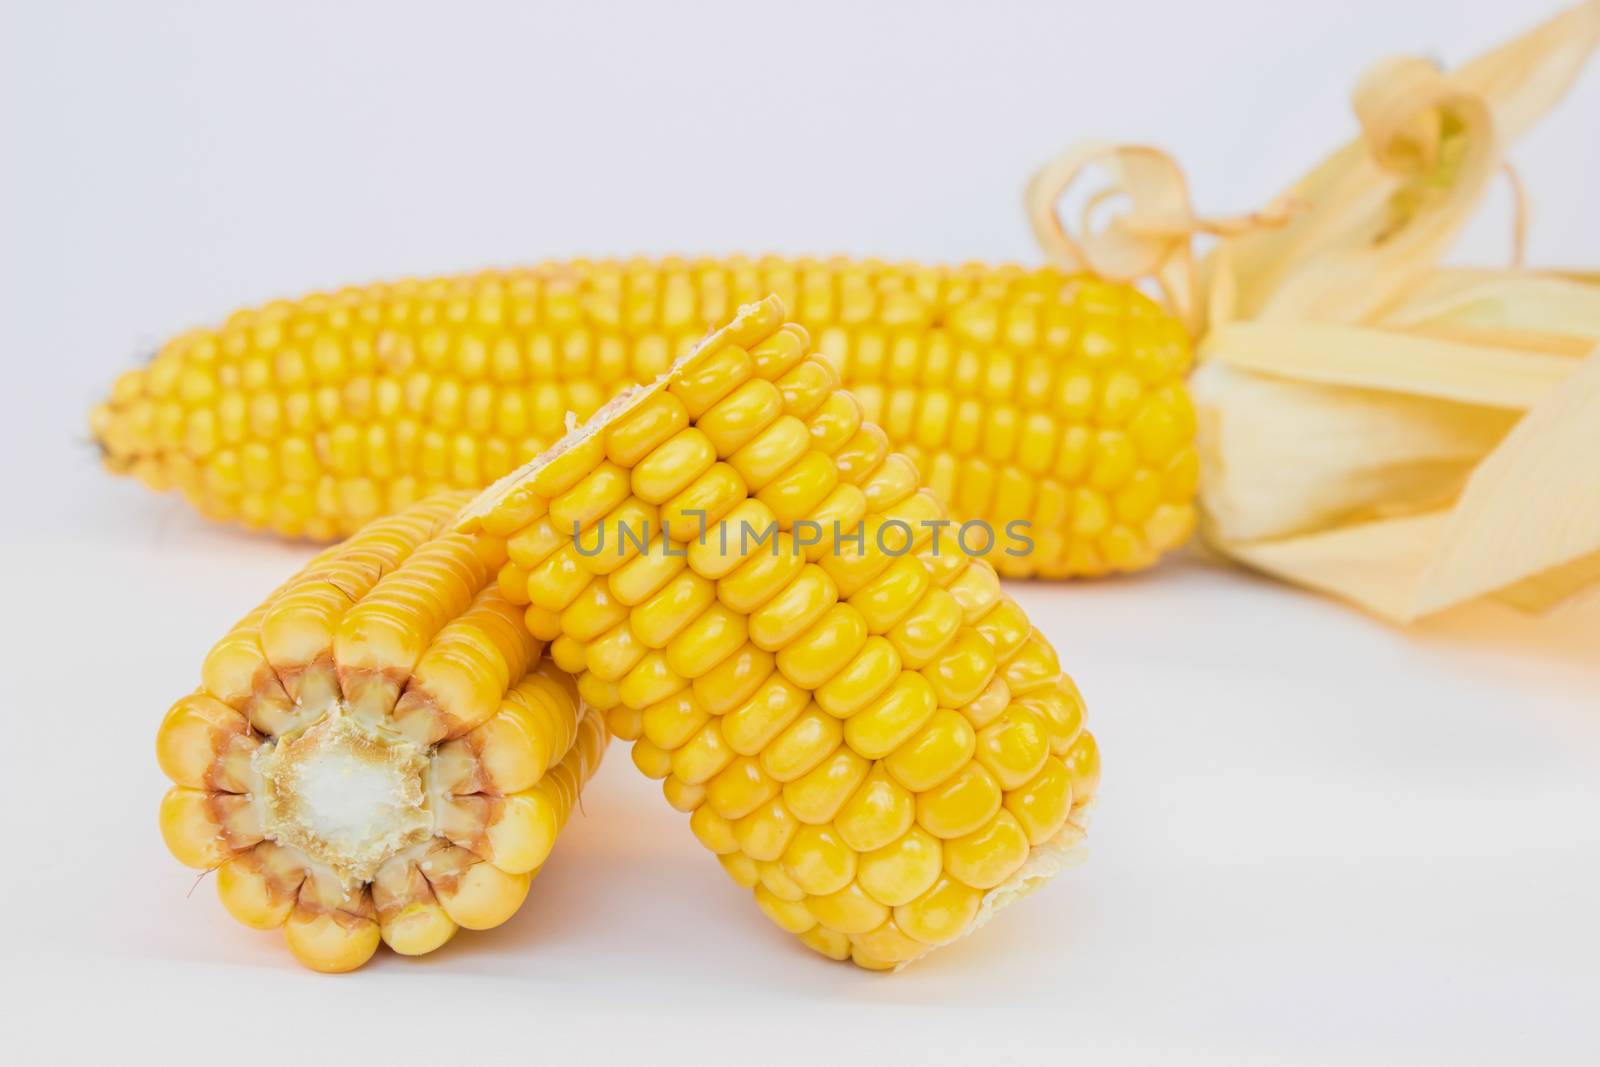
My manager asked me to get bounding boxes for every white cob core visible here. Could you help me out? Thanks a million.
[256,708,434,885]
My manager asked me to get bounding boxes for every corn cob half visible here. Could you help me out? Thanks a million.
[92,256,1196,578]
[460,296,1100,969]
[156,492,604,971]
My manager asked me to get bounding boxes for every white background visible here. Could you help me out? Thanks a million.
[4,1,1599,1063]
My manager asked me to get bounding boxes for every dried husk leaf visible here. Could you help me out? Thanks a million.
[1200,320,1576,408]
[1204,1,1600,329]
[1192,364,1516,544]
[1208,347,1600,623]
[1381,269,1600,351]
[1411,349,1600,614]
[1199,273,1600,622]
[1494,549,1600,614]
[1452,0,1600,140]
[1024,143,1295,334]
[1212,510,1452,621]
[1192,1,1600,622]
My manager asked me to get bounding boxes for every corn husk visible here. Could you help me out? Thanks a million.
[1189,1,1600,622]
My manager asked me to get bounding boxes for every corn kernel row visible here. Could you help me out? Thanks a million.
[93,256,1196,576]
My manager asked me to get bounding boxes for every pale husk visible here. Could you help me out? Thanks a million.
[1193,1,1600,622]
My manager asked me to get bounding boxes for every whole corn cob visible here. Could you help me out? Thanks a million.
[460,296,1100,969]
[156,491,605,972]
[91,256,1196,578]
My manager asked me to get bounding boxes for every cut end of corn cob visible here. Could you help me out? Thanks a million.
[462,296,1101,970]
[253,709,435,885]
[155,492,604,971]
[91,256,1195,576]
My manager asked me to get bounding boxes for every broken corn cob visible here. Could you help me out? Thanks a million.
[91,256,1196,578]
[156,491,604,972]
[460,296,1100,969]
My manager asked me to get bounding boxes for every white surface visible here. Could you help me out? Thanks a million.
[3,1,1599,1063]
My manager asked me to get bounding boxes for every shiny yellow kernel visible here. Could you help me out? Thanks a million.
[782,746,871,825]
[916,761,1002,839]
[718,851,759,889]
[686,498,778,580]
[671,719,735,785]
[642,690,709,751]
[663,601,748,680]
[692,642,775,715]
[974,706,1052,790]
[606,390,690,467]
[833,765,916,854]
[893,875,982,946]
[850,919,927,966]
[843,671,937,760]
[631,737,672,779]
[775,603,869,690]
[721,676,809,756]
[886,587,963,669]
[671,342,754,417]
[705,755,780,820]
[547,461,629,534]
[847,555,930,634]
[761,705,843,783]
[757,858,808,902]
[560,577,629,642]
[727,415,810,491]
[758,451,839,526]
[608,534,687,606]
[813,635,902,719]
[754,884,818,935]
[662,773,706,813]
[1064,729,1101,804]
[690,803,739,854]
[734,798,799,862]
[781,823,857,896]
[1004,757,1074,846]
[617,651,688,708]
[699,378,785,456]
[972,597,1030,661]
[633,428,716,504]
[797,923,851,961]
[806,881,888,935]
[883,709,976,792]
[630,570,716,648]
[747,565,838,651]
[942,809,1030,890]
[717,533,805,614]
[857,826,943,907]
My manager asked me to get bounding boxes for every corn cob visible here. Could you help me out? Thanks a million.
[459,296,1100,969]
[156,491,604,972]
[91,256,1196,578]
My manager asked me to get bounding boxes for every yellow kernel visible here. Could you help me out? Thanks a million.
[833,765,916,853]
[814,636,902,718]
[893,875,982,946]
[633,428,716,504]
[1004,757,1074,846]
[782,747,871,825]
[883,709,976,792]
[806,882,887,935]
[942,809,1030,890]
[916,761,1002,839]
[781,823,857,896]
[857,826,943,907]
[761,706,843,783]
[843,671,937,760]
